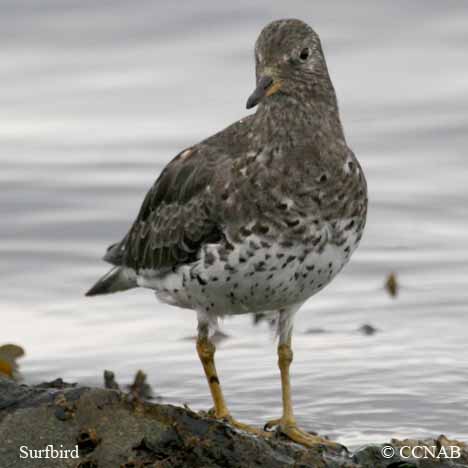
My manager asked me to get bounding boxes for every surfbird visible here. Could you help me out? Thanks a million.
[86,18,368,447]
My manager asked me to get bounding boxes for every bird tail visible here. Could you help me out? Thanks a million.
[85,267,137,297]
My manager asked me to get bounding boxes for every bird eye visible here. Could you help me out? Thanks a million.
[299,47,310,61]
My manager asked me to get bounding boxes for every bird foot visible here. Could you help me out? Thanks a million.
[264,417,283,431]
[223,415,269,436]
[205,412,268,436]
[280,425,342,449]
[205,406,216,417]
[264,418,343,450]
[203,406,267,435]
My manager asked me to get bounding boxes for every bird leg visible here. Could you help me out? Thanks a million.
[196,335,266,435]
[196,336,229,419]
[264,340,341,448]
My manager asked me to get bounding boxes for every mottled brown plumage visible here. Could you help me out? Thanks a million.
[86,19,368,448]
[93,19,366,284]
[100,102,366,277]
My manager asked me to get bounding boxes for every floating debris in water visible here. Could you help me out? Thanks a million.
[357,324,378,335]
[385,272,399,297]
[0,344,25,380]
[304,327,327,334]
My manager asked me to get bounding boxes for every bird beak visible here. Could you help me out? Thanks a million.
[246,75,282,109]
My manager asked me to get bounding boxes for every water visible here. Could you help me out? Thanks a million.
[1,0,468,448]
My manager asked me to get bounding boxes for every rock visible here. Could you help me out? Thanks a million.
[353,436,468,467]
[1,376,467,468]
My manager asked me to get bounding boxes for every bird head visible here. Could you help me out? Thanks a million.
[246,19,332,109]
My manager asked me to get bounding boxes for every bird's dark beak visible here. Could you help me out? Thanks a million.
[246,75,282,109]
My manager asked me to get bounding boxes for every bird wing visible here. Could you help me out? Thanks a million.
[102,116,255,273]
[126,145,224,273]
[105,142,234,274]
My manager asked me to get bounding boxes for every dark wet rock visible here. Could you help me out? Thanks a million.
[353,436,468,467]
[1,376,467,468]
[37,377,77,389]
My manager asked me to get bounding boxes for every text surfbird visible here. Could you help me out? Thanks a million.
[87,18,368,447]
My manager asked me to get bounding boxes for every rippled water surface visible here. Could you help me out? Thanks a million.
[2,1,468,447]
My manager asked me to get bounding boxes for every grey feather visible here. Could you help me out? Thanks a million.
[85,267,137,296]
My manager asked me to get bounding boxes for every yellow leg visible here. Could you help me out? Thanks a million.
[196,337,229,419]
[265,340,342,449]
[196,336,266,435]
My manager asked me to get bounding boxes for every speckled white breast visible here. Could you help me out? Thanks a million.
[137,217,362,317]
